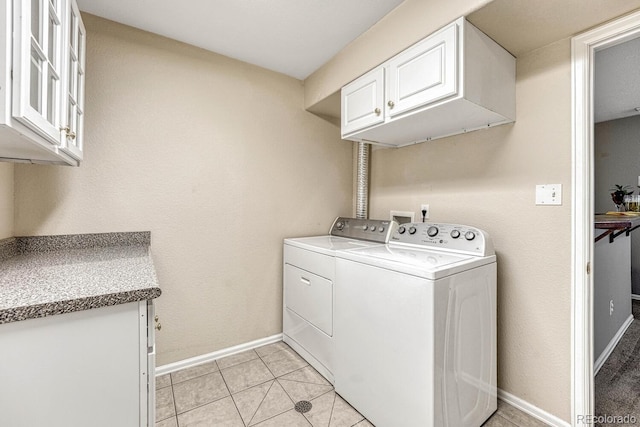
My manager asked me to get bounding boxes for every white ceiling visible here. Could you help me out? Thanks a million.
[594,37,640,123]
[76,0,405,80]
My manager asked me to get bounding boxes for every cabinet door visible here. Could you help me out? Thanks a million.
[12,0,65,144]
[341,67,384,136]
[60,0,85,160]
[386,22,458,118]
[0,303,142,427]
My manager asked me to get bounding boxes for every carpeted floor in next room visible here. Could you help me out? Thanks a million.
[595,300,640,425]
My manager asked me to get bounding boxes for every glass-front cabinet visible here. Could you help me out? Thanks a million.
[13,0,64,144]
[61,0,85,160]
[0,0,85,165]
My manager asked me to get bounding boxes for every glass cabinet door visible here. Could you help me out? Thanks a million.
[60,0,84,160]
[13,0,64,144]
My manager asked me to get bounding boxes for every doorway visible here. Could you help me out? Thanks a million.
[572,9,640,426]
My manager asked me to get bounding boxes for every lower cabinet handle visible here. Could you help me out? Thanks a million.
[300,277,311,286]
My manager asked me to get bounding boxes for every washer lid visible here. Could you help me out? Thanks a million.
[337,244,495,279]
[284,236,383,256]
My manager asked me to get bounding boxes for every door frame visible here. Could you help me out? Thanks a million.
[571,9,640,426]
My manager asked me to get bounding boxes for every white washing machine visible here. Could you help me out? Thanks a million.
[283,217,397,383]
[334,222,497,427]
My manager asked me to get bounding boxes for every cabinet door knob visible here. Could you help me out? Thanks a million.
[154,315,159,322]
[374,107,381,116]
[387,100,395,109]
[60,126,75,139]
[155,322,162,331]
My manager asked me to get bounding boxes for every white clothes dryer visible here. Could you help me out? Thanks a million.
[334,222,497,427]
[283,217,397,383]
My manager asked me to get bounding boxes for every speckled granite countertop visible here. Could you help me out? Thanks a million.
[0,232,161,324]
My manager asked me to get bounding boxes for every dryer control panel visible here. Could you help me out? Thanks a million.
[330,217,397,243]
[390,222,494,256]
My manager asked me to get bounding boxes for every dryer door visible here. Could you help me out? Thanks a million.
[284,264,333,336]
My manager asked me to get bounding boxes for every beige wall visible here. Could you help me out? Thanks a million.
[13,15,353,365]
[0,163,13,239]
[304,0,492,110]
[367,39,572,421]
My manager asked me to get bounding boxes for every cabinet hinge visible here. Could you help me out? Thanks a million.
[586,262,591,275]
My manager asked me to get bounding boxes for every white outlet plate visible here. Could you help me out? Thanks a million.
[390,210,415,224]
[535,184,562,205]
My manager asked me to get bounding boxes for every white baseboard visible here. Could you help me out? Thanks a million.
[155,333,283,376]
[498,389,571,427]
[632,294,640,300]
[593,314,634,375]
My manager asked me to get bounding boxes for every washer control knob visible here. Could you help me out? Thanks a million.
[427,226,439,237]
[450,230,460,239]
[335,221,344,231]
[379,227,385,233]
[398,226,406,234]
[370,225,377,232]
[363,224,369,231]
[409,226,417,235]
[465,231,476,241]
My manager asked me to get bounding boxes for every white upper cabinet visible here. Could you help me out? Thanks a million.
[0,0,85,165]
[61,0,85,160]
[12,0,64,144]
[386,23,457,119]
[341,67,384,135]
[341,17,515,148]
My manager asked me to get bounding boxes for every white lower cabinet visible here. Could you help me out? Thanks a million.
[0,301,155,427]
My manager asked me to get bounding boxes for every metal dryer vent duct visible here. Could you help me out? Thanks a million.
[356,141,370,220]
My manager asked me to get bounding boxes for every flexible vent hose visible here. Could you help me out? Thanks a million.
[356,142,370,219]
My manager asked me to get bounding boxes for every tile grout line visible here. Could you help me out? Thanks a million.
[275,377,296,403]
[276,363,332,386]
[278,377,330,386]
[158,343,315,426]
[250,342,311,426]
[275,370,337,427]
[169,373,179,426]
[171,362,244,420]
[246,380,277,427]
[304,387,340,427]
[259,348,311,383]
[248,389,306,427]
[217,350,260,372]
[152,378,176,424]
[498,413,520,427]
[217,361,250,427]
[169,363,221,386]
[171,393,236,419]
[256,347,287,379]
[340,396,364,427]
[261,346,336,427]
[326,391,337,427]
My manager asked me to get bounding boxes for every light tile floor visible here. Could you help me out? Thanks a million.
[156,341,548,427]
